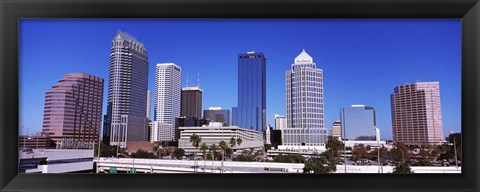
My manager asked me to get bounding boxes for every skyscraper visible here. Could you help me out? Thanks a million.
[146,90,151,121]
[391,82,444,145]
[274,114,286,130]
[104,30,149,147]
[153,63,181,142]
[42,73,104,146]
[330,120,342,141]
[232,52,266,131]
[284,49,327,147]
[341,105,376,141]
[181,86,202,118]
[204,107,230,126]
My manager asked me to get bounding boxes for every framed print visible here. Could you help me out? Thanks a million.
[1,0,479,192]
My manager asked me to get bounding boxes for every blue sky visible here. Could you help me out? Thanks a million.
[19,19,461,140]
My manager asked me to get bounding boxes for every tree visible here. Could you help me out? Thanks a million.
[352,144,367,161]
[94,142,127,157]
[419,148,430,160]
[273,154,305,163]
[229,137,236,149]
[200,143,208,170]
[229,137,237,158]
[153,143,159,158]
[393,162,413,173]
[130,149,156,159]
[173,148,185,160]
[189,134,202,172]
[236,138,242,147]
[303,156,335,173]
[162,142,169,157]
[325,136,343,158]
[209,144,217,169]
[218,140,228,172]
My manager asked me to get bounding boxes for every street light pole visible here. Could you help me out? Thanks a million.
[342,108,347,173]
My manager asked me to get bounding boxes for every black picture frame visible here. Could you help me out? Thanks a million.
[1,0,479,192]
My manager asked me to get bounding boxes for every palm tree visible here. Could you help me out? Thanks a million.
[200,143,208,172]
[189,134,202,172]
[235,138,243,156]
[162,141,168,158]
[229,137,236,158]
[236,138,242,147]
[153,143,161,159]
[209,144,217,170]
[218,140,228,173]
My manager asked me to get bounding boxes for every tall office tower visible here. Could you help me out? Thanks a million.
[391,82,444,145]
[153,63,181,142]
[146,90,151,121]
[42,73,104,146]
[274,114,286,130]
[181,86,202,118]
[232,52,266,131]
[104,30,149,147]
[330,120,342,141]
[204,107,230,126]
[341,105,376,141]
[284,49,327,147]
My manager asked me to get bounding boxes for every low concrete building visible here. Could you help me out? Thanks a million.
[126,141,155,154]
[18,136,51,149]
[19,149,94,173]
[178,123,264,153]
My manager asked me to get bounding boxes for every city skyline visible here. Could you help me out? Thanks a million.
[20,19,461,140]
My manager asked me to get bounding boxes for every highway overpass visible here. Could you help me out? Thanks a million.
[96,158,461,174]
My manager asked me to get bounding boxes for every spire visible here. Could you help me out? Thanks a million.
[197,72,200,88]
[294,49,314,64]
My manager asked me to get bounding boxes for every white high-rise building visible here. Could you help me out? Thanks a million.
[146,90,151,121]
[284,49,327,148]
[153,63,181,142]
[274,114,286,132]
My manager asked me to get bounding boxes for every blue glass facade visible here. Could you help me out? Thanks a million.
[232,52,266,131]
[341,105,376,141]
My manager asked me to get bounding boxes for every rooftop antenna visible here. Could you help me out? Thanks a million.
[416,75,421,82]
[186,73,189,87]
[197,72,200,88]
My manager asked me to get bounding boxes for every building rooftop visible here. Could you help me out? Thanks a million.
[294,49,314,64]
[182,86,203,92]
[114,30,145,49]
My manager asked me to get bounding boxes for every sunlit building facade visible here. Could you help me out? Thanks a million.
[42,73,104,145]
[284,49,327,147]
[391,82,444,145]
[154,63,181,142]
[341,105,376,141]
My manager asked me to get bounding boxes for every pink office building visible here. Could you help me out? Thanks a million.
[41,73,104,145]
[391,82,444,146]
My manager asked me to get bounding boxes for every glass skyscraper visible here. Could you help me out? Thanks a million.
[104,30,149,147]
[341,105,376,141]
[284,49,327,147]
[232,52,266,132]
[204,107,230,126]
